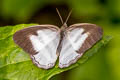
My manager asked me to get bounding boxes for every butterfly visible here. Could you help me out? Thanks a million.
[13,9,103,69]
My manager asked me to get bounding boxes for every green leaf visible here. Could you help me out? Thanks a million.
[0,24,112,80]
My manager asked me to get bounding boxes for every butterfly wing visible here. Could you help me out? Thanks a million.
[59,23,103,68]
[13,25,60,69]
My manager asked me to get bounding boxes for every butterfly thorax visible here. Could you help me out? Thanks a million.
[57,23,68,54]
[60,23,68,38]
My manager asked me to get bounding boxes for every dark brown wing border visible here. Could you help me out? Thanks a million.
[13,25,60,55]
[67,23,103,54]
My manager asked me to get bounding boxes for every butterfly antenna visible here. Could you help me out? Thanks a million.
[56,8,64,24]
[65,9,72,23]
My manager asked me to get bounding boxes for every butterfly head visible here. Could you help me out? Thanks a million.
[61,23,68,30]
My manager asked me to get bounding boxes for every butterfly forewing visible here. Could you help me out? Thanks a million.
[13,25,60,69]
[59,23,103,68]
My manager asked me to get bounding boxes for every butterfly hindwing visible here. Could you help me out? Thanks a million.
[59,34,82,68]
[59,23,103,68]
[13,25,60,69]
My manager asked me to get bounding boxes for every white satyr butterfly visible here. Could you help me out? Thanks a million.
[13,8,103,69]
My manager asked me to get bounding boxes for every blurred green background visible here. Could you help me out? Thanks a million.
[0,0,120,80]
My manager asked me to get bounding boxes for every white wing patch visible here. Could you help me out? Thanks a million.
[30,29,60,69]
[68,28,89,50]
[59,28,89,68]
